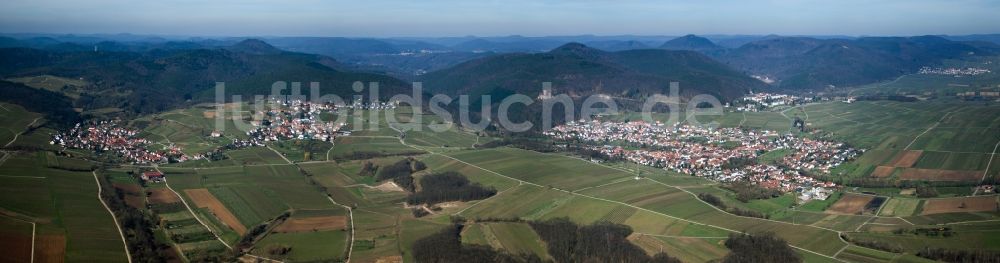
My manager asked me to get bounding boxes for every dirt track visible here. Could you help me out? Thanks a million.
[183,189,247,235]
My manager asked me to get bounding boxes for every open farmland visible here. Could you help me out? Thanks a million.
[900,168,983,181]
[273,215,348,233]
[0,103,43,148]
[0,153,129,262]
[443,148,850,257]
[921,195,999,215]
[0,216,33,263]
[889,150,923,167]
[444,148,635,191]
[392,109,487,148]
[826,194,876,215]
[328,136,425,160]
[184,188,247,235]
[877,198,922,217]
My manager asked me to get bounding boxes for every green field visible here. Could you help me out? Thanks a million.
[329,136,425,159]
[878,198,922,217]
[0,153,129,262]
[254,230,349,261]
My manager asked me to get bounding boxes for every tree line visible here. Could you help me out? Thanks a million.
[697,193,768,219]
[722,232,801,263]
[528,218,681,263]
[720,182,782,202]
[407,172,497,205]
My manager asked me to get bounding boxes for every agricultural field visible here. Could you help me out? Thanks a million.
[155,164,351,260]
[0,103,44,148]
[920,195,999,215]
[6,74,89,99]
[3,94,1000,263]
[0,153,129,262]
[825,194,876,215]
[877,198,923,217]
[328,136,424,160]
[391,108,489,148]
[443,147,635,191]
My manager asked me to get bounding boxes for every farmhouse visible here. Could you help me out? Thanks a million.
[141,171,164,182]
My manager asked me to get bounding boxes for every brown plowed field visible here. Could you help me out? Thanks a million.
[890,150,922,167]
[826,194,875,215]
[871,166,895,178]
[921,196,998,215]
[148,188,180,204]
[35,234,66,263]
[184,188,247,235]
[0,228,32,262]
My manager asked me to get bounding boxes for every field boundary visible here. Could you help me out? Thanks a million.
[92,171,132,263]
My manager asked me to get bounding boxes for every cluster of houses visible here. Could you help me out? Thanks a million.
[245,100,346,143]
[346,100,399,111]
[919,66,991,76]
[51,121,182,164]
[545,120,859,202]
[731,93,814,112]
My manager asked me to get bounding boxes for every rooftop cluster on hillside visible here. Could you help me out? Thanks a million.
[51,121,182,164]
[246,99,346,143]
[731,93,814,112]
[919,66,991,76]
[545,120,859,198]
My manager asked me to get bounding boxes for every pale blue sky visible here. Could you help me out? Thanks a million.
[1,0,998,37]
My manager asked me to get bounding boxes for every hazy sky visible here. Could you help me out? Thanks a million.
[1,0,998,37]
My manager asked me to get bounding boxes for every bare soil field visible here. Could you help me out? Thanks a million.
[826,194,875,215]
[375,256,403,263]
[273,216,349,233]
[375,181,405,192]
[0,230,32,263]
[921,196,999,215]
[148,188,180,204]
[35,234,66,263]
[871,166,895,178]
[900,168,982,181]
[890,150,923,167]
[184,188,247,235]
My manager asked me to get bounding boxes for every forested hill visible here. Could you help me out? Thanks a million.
[0,39,411,115]
[418,42,766,101]
[719,35,995,89]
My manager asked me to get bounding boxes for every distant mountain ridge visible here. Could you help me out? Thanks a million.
[419,43,765,101]
[719,35,992,89]
[0,39,409,115]
[660,34,724,52]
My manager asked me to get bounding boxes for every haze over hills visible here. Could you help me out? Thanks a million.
[2,32,1000,108]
